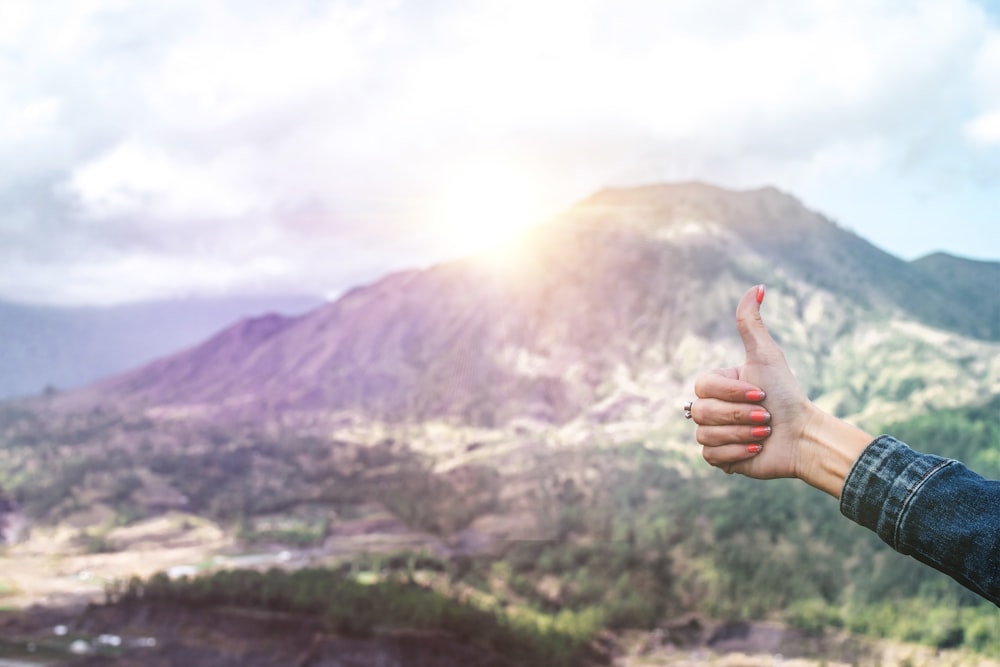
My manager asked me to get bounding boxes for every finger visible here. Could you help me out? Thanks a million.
[690,398,771,426]
[696,424,771,447]
[701,443,764,469]
[694,370,766,403]
[735,284,779,359]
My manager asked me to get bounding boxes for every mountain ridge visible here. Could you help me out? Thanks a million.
[570,183,991,321]
[55,182,1000,432]
[2,182,999,663]
[0,294,323,400]
[910,251,1000,339]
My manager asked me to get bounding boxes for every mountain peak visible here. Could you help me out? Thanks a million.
[584,180,793,202]
[52,181,1000,429]
[561,182,822,244]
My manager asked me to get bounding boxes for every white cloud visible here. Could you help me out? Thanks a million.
[966,28,1000,144]
[972,25,1000,100]
[0,0,999,304]
[66,142,268,223]
[964,110,1000,144]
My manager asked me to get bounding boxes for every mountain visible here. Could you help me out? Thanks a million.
[0,295,323,400]
[77,182,1000,431]
[5,183,1000,661]
[911,251,1000,339]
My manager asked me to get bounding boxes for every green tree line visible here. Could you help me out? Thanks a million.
[108,565,603,667]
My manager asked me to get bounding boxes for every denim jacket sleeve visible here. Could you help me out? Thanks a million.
[840,435,1000,606]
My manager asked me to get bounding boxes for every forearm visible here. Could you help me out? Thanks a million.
[795,405,873,498]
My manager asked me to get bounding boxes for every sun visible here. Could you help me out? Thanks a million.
[429,162,552,261]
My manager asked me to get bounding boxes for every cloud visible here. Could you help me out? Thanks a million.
[0,0,998,304]
[965,111,1000,144]
[965,30,1000,144]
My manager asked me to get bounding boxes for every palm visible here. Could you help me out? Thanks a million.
[734,356,810,479]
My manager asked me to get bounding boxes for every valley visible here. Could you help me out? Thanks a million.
[2,184,1000,665]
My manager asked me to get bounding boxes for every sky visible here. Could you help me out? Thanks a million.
[1,0,999,306]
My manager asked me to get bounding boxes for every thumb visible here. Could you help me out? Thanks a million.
[735,284,778,359]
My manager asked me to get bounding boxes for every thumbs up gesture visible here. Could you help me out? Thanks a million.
[691,284,817,480]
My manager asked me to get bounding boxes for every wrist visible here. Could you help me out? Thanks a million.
[796,405,873,498]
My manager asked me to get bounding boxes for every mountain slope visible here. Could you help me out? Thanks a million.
[571,183,1000,337]
[80,182,1000,430]
[0,295,322,400]
[911,252,1000,339]
[4,182,999,661]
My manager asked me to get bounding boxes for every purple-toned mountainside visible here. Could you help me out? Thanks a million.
[0,295,322,400]
[81,183,1000,426]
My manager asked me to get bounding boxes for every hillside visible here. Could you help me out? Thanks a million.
[911,251,1000,339]
[2,182,1000,664]
[70,182,1000,431]
[0,294,322,400]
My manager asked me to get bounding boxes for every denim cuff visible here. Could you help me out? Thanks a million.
[839,435,953,550]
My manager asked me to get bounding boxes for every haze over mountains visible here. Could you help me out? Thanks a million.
[59,182,1000,433]
[4,182,1000,665]
[5,181,1000,552]
[0,295,322,401]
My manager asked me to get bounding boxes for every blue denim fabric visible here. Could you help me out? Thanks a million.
[840,435,1000,606]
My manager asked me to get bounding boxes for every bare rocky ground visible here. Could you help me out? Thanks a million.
[0,509,460,610]
[0,515,231,610]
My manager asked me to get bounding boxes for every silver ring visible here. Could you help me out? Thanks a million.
[683,400,693,420]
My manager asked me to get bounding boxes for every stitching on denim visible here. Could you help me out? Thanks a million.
[892,459,955,550]
[892,463,1000,604]
[840,435,892,519]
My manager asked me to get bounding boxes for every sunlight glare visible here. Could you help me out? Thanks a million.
[428,162,551,266]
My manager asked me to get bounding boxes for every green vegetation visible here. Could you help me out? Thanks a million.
[0,411,499,535]
[382,463,501,534]
[109,565,601,667]
[0,580,17,598]
[462,408,1000,657]
[885,393,1000,479]
[75,524,117,554]
[236,515,329,548]
[3,395,1000,659]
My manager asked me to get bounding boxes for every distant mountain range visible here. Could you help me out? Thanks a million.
[0,295,323,400]
[5,181,1000,635]
[54,182,998,432]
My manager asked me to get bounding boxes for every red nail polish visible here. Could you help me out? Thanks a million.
[751,425,771,438]
[750,409,770,423]
[745,389,766,402]
[756,284,765,304]
[747,444,762,454]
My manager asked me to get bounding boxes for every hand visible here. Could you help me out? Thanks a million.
[691,285,817,479]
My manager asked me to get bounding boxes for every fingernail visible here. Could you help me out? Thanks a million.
[756,284,765,305]
[747,444,762,454]
[750,409,770,423]
[745,389,766,402]
[751,425,771,438]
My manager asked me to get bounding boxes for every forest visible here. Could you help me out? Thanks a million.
[86,395,1000,663]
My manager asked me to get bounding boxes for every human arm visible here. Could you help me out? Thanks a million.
[690,285,1000,606]
[840,435,1000,605]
